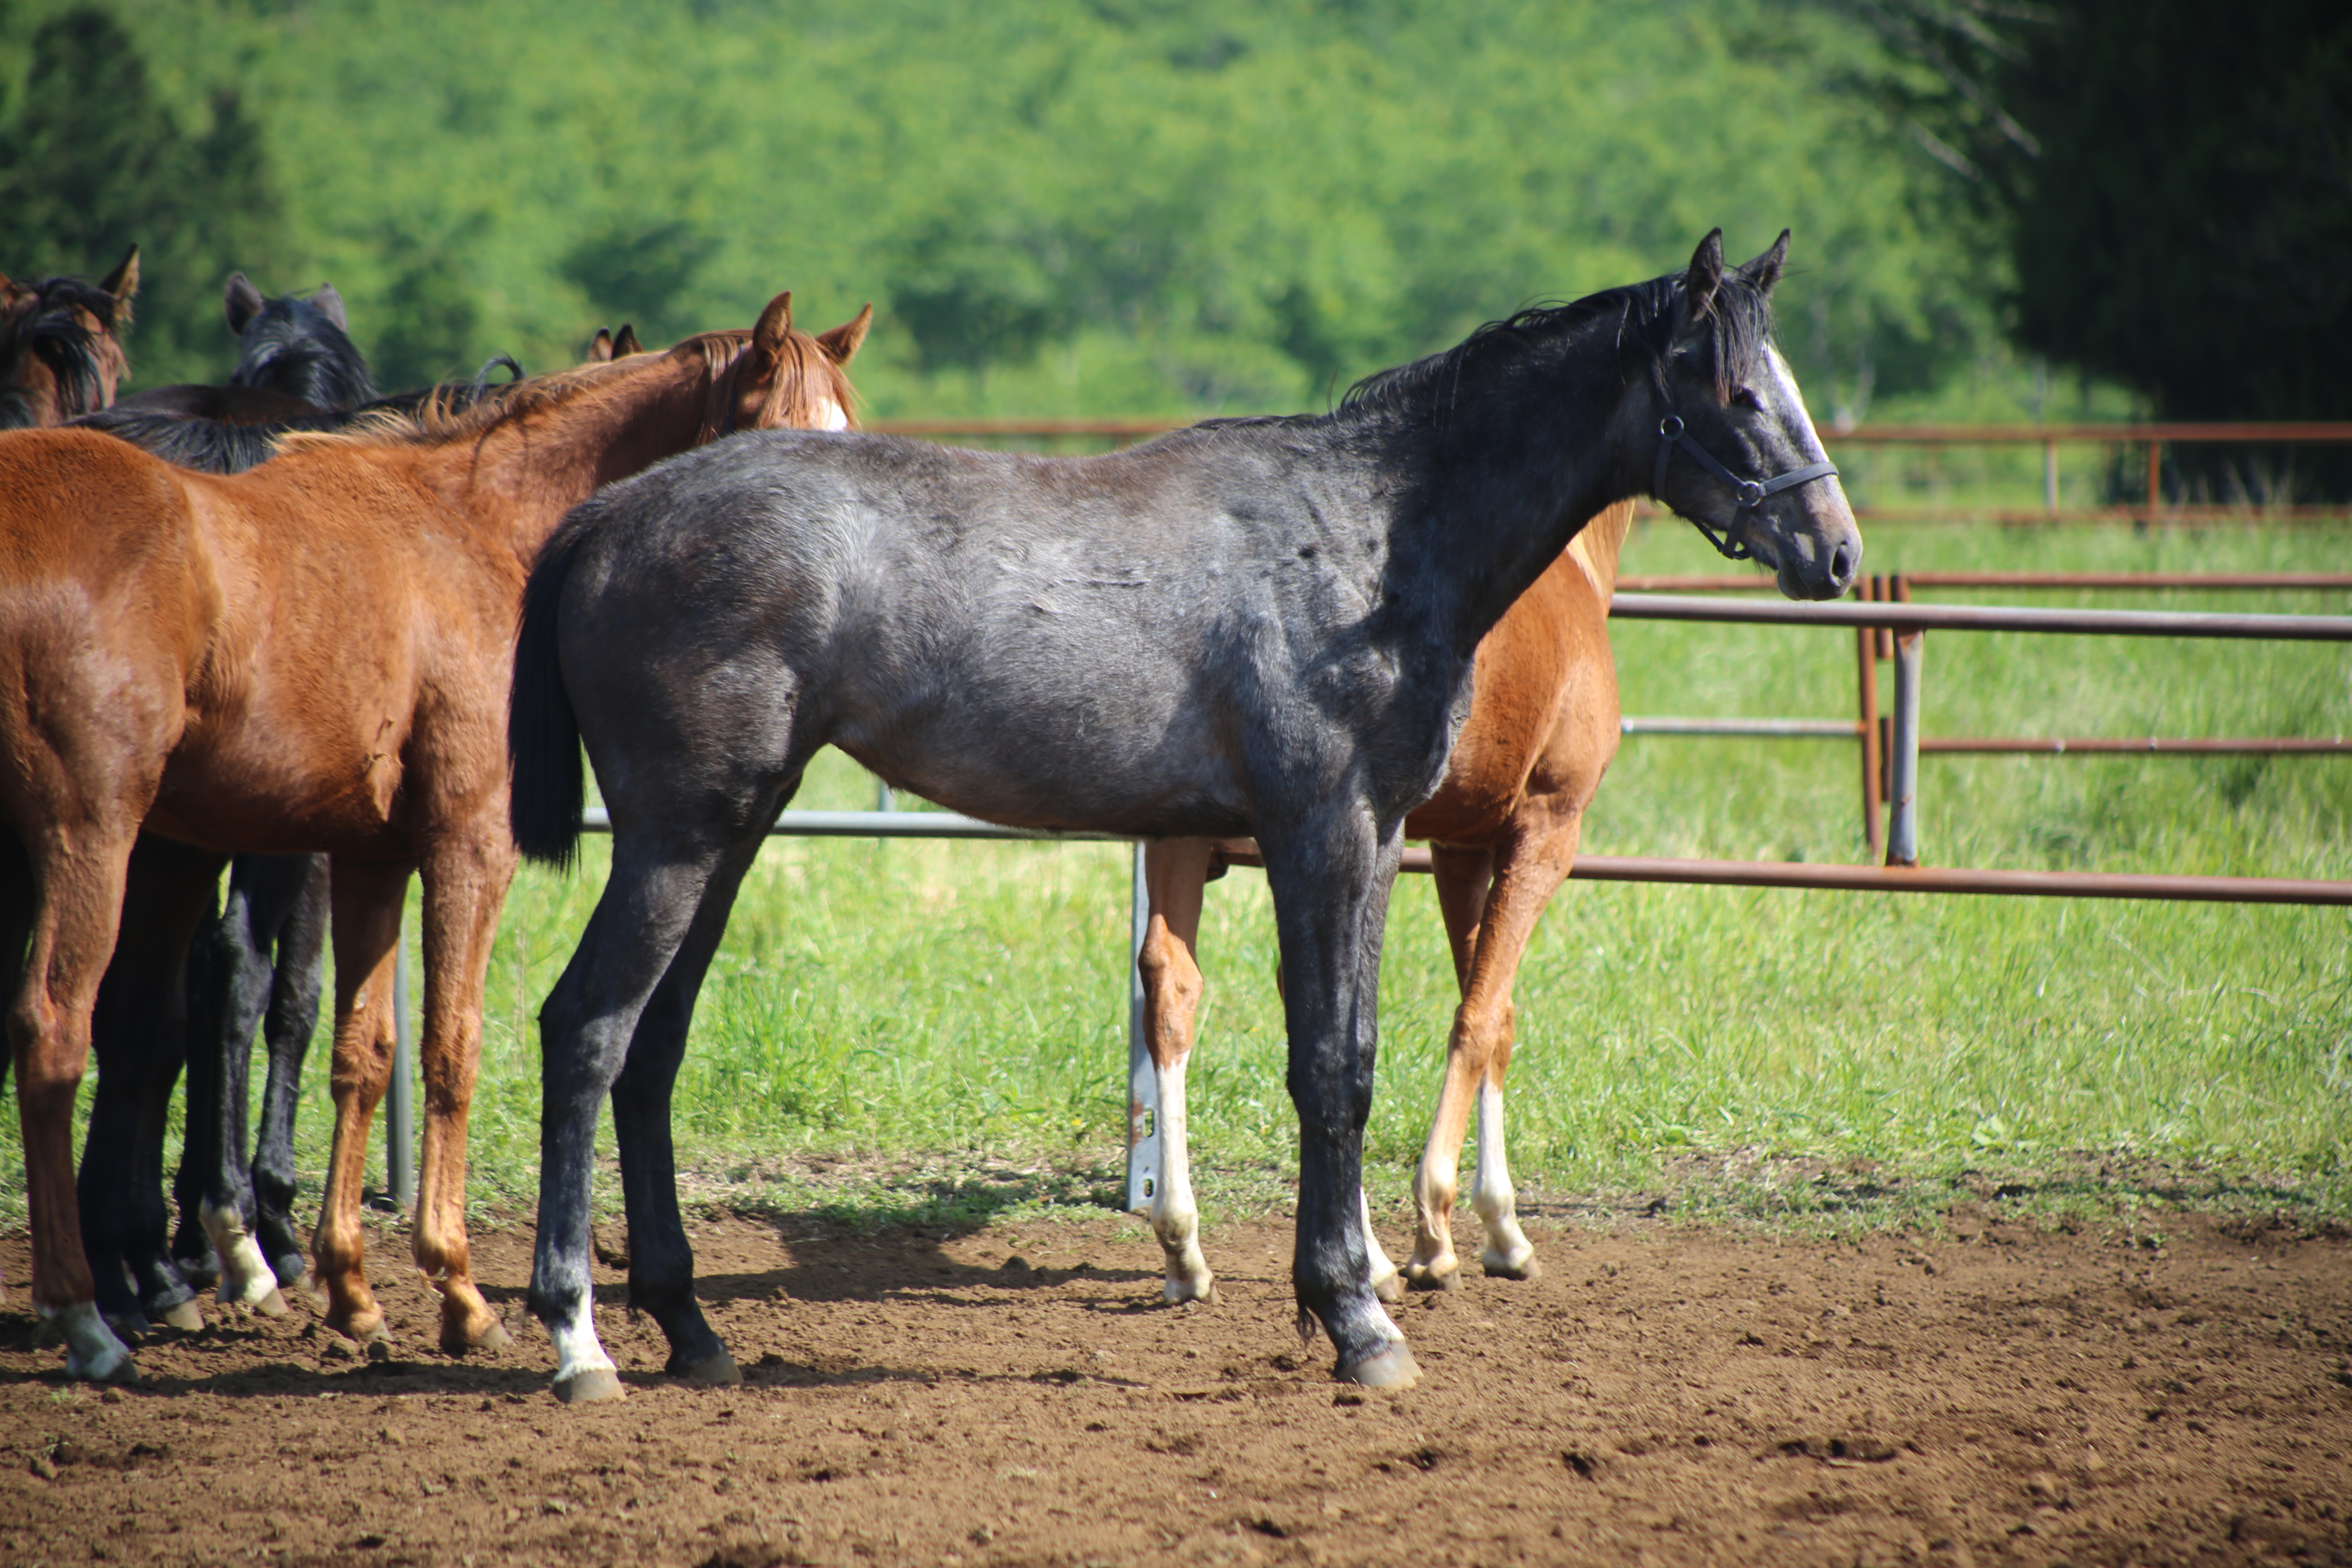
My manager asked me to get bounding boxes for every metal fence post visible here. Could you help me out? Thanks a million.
[1886,626,1925,868]
[1124,842,1159,1215]
[387,928,416,1209]
[1855,578,1884,861]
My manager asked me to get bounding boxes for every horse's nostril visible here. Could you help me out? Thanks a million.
[1831,541,1856,584]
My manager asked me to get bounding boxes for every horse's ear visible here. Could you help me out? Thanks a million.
[310,283,350,332]
[100,243,140,324]
[225,272,264,333]
[1738,230,1790,296]
[613,324,643,358]
[752,291,795,358]
[587,327,615,363]
[1683,229,1724,322]
[817,303,873,365]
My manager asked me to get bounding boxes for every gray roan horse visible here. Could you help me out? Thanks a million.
[509,232,1860,1401]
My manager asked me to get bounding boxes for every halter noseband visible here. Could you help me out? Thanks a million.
[1649,402,1840,563]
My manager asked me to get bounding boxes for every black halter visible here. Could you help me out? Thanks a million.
[1649,400,1840,562]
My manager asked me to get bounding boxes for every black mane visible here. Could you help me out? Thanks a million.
[0,275,125,429]
[75,369,522,476]
[232,292,376,410]
[1337,269,1771,424]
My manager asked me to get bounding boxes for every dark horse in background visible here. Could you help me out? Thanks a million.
[108,272,377,426]
[0,245,138,429]
[65,273,385,1328]
[509,231,1858,1402]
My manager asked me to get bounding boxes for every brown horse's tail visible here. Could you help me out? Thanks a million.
[509,523,588,870]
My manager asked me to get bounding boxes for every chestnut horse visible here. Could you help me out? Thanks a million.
[1137,499,1637,1304]
[0,291,870,1380]
[0,245,138,428]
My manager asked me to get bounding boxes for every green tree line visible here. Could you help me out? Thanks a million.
[2,0,2343,436]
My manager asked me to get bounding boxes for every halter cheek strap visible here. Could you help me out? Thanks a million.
[1650,410,1840,563]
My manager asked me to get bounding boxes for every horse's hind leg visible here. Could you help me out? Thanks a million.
[1407,807,1581,1290]
[532,825,759,1403]
[252,855,329,1287]
[1138,840,1216,1303]
[0,834,30,1307]
[80,835,221,1333]
[9,825,146,1381]
[613,829,776,1388]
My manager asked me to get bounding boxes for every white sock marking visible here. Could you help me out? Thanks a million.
[549,1298,617,1386]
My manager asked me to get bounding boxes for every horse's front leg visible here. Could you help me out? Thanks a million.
[80,835,221,1333]
[412,823,519,1354]
[310,857,409,1347]
[1258,810,1418,1389]
[187,854,313,1314]
[1408,808,1579,1289]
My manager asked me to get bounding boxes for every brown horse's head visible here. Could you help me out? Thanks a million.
[0,245,138,429]
[693,291,871,443]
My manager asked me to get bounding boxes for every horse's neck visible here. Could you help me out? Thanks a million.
[424,359,712,564]
[1389,361,1645,654]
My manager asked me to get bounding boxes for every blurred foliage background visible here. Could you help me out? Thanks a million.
[0,0,2345,432]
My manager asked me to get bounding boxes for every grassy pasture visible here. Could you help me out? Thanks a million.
[3,517,2347,1238]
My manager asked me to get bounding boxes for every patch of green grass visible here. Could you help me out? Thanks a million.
[3,519,2348,1243]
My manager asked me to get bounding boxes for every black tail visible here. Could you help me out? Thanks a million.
[510,523,590,870]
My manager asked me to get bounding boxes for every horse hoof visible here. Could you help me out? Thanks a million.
[101,1311,151,1341]
[1160,1278,1216,1306]
[250,1287,291,1319]
[674,1350,742,1388]
[1403,1265,1462,1293]
[1482,1251,1541,1281]
[445,1316,513,1355]
[555,1368,626,1405]
[270,1255,308,1290]
[1335,1341,1421,1390]
[156,1298,205,1332]
[1372,1272,1405,1305]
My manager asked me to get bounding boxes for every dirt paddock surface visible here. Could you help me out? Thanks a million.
[2,1209,2349,1567]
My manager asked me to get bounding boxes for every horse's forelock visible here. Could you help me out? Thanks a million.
[701,327,860,442]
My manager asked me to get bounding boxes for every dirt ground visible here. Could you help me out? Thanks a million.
[1,1205,2348,1568]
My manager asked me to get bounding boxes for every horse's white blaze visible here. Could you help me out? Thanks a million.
[42,1300,131,1381]
[1149,1054,1214,1301]
[1472,1080,1535,1273]
[201,1200,279,1308]
[814,398,849,432]
[1357,1186,1399,1294]
[549,1300,616,1386]
[1761,343,1840,571]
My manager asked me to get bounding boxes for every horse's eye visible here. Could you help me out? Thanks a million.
[1731,386,1762,411]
